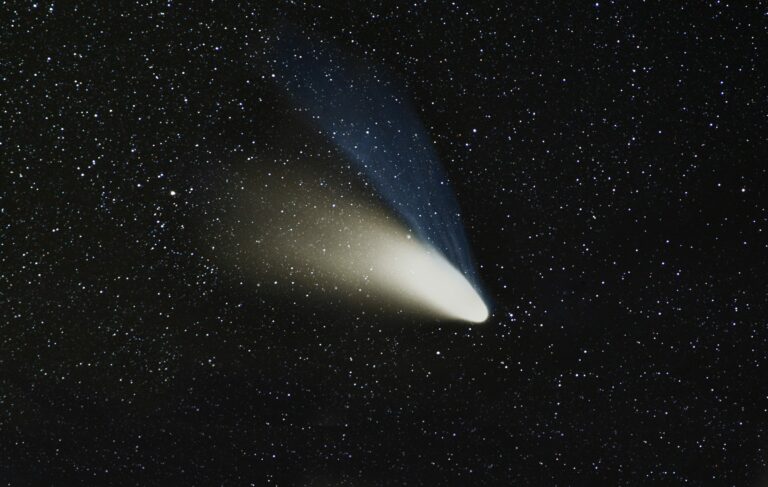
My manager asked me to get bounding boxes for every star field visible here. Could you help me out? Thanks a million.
[2,2,767,485]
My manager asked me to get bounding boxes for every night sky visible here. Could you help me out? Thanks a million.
[3,2,767,485]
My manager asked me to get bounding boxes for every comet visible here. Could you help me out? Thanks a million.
[222,32,491,323]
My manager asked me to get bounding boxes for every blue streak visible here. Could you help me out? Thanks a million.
[274,36,483,291]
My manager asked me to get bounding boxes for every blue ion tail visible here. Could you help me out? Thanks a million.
[271,32,490,320]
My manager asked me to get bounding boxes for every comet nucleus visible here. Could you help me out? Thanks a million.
[373,237,489,323]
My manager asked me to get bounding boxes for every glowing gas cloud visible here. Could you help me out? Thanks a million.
[223,162,488,323]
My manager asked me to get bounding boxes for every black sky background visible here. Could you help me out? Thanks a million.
[2,2,767,485]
